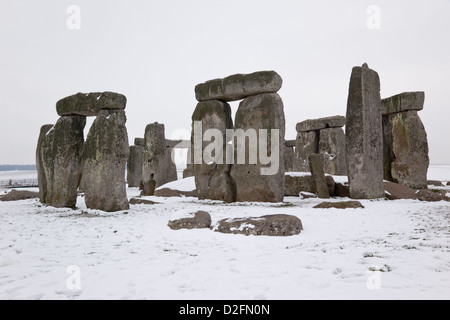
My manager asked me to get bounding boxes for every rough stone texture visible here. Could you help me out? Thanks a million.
[195,71,283,102]
[0,190,39,202]
[296,115,346,132]
[285,140,296,147]
[381,92,425,115]
[384,181,449,202]
[80,110,129,212]
[134,138,145,146]
[231,93,285,203]
[335,183,350,198]
[285,174,335,197]
[319,127,347,176]
[213,214,303,236]
[36,124,54,203]
[154,188,197,198]
[192,100,236,203]
[427,180,444,187]
[168,211,212,230]
[414,189,449,202]
[142,123,178,193]
[308,154,330,199]
[293,131,319,172]
[313,201,364,209]
[127,145,144,188]
[56,92,127,117]
[346,64,384,199]
[285,146,294,172]
[41,116,86,208]
[382,110,429,189]
[129,198,161,205]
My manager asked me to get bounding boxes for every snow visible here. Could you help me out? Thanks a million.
[155,176,195,192]
[0,167,450,300]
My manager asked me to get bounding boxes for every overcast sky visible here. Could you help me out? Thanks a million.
[1,0,449,165]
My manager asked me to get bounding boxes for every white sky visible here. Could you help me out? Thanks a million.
[0,0,449,165]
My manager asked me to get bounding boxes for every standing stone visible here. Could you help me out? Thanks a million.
[319,127,347,176]
[294,131,319,172]
[345,64,384,199]
[36,124,55,204]
[41,116,86,208]
[80,110,129,212]
[308,154,330,199]
[231,93,285,203]
[285,146,294,172]
[192,100,236,203]
[127,144,144,188]
[382,92,429,189]
[142,123,177,193]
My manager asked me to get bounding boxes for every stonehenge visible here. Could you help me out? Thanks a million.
[37,91,130,212]
[127,138,145,188]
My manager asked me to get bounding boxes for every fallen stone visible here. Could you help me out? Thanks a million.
[168,211,212,230]
[0,190,39,202]
[384,181,417,200]
[346,63,384,199]
[41,115,86,208]
[296,115,346,132]
[129,198,161,205]
[154,188,198,198]
[56,92,127,117]
[427,180,444,187]
[284,174,335,197]
[335,183,350,198]
[414,189,449,202]
[299,192,317,199]
[313,201,364,209]
[309,154,330,199]
[80,109,129,212]
[36,124,54,203]
[195,71,283,102]
[231,93,285,203]
[213,214,303,237]
[381,92,425,115]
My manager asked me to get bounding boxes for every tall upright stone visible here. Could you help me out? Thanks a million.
[142,123,177,193]
[36,124,55,204]
[382,92,429,189]
[41,116,86,208]
[319,127,347,176]
[80,110,129,212]
[191,100,236,203]
[308,154,330,199]
[294,131,319,172]
[345,63,384,199]
[127,144,144,188]
[231,93,285,203]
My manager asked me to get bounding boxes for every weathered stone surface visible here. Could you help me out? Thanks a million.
[134,138,145,146]
[285,140,296,147]
[127,145,144,188]
[415,189,449,202]
[213,214,303,236]
[142,123,178,193]
[168,211,212,230]
[335,183,350,198]
[0,190,39,202]
[231,93,285,203]
[192,100,236,202]
[285,146,294,172]
[296,115,346,133]
[41,116,86,208]
[36,124,54,203]
[381,92,424,115]
[56,92,127,117]
[80,110,129,212]
[319,127,347,176]
[195,71,283,102]
[284,174,335,197]
[313,201,364,209]
[346,64,384,199]
[383,110,429,189]
[309,154,330,199]
[129,198,161,205]
[154,188,198,198]
[384,181,449,202]
[427,180,444,187]
[293,131,319,172]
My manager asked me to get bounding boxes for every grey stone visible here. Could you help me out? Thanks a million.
[383,110,429,189]
[195,71,283,102]
[308,154,330,199]
[80,110,129,212]
[285,174,335,197]
[313,201,364,209]
[36,124,54,203]
[56,92,127,117]
[296,115,346,132]
[346,64,384,199]
[127,145,144,188]
[168,211,212,230]
[129,198,161,205]
[0,190,39,202]
[192,100,236,203]
[41,116,86,208]
[134,138,145,146]
[285,140,296,147]
[381,92,424,115]
[231,93,285,203]
[319,127,347,176]
[142,123,178,193]
[427,180,444,187]
[213,214,303,237]
[285,146,294,172]
[293,131,319,172]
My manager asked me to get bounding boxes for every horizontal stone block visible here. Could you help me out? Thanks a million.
[381,92,424,115]
[56,92,127,117]
[296,115,346,132]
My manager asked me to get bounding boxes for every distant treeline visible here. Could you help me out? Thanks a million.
[0,165,37,171]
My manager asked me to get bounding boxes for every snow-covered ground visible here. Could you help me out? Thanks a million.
[0,167,449,300]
